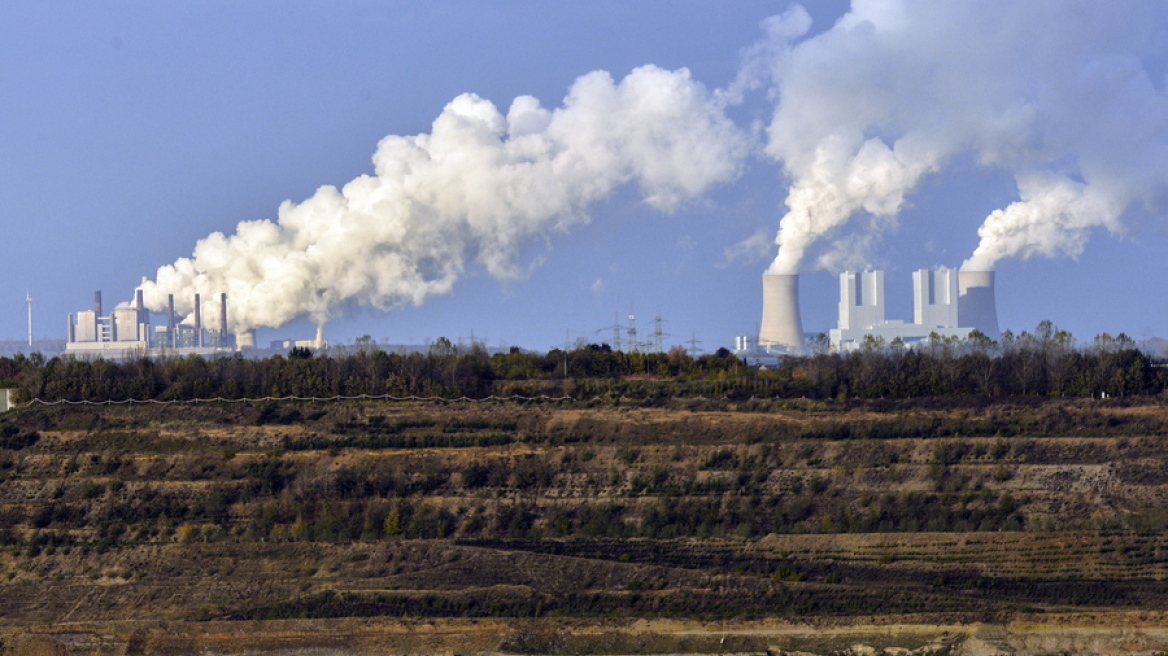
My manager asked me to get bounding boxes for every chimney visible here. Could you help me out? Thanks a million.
[167,294,176,348]
[759,273,804,353]
[194,293,204,347]
[219,293,228,341]
[67,314,75,343]
[94,290,103,317]
[135,288,147,343]
[958,270,1000,339]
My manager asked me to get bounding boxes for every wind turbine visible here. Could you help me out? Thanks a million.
[26,291,33,348]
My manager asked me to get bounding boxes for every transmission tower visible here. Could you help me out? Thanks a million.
[593,312,623,351]
[652,312,669,353]
[627,304,638,352]
[686,330,703,356]
[549,329,571,377]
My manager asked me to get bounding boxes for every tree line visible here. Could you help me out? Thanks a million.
[0,321,1163,402]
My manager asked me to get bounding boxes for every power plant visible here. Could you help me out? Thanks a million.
[747,267,1000,355]
[56,263,998,360]
[829,267,970,351]
[65,290,236,358]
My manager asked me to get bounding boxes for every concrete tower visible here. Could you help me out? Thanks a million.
[759,273,803,352]
[167,294,176,348]
[193,293,204,348]
[235,330,256,349]
[219,293,229,347]
[913,267,959,328]
[958,270,1000,339]
[838,270,885,330]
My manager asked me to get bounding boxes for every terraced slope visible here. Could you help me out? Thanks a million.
[1,399,1167,647]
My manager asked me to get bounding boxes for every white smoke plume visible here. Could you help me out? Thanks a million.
[142,65,747,334]
[749,0,1168,274]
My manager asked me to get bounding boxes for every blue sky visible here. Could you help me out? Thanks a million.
[2,1,1166,352]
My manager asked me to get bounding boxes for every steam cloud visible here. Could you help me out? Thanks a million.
[751,0,1168,274]
[141,66,747,334]
[143,1,1168,336]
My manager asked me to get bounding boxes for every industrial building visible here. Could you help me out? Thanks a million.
[829,267,975,351]
[65,290,236,358]
[747,267,1001,355]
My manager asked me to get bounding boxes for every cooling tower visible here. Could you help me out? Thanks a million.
[958,270,1000,339]
[759,273,804,353]
[235,330,256,349]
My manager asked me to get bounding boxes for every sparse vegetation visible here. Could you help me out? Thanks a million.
[1,398,1168,630]
[3,338,1168,653]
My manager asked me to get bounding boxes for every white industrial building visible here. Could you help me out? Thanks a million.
[65,290,235,358]
[744,265,1000,357]
[65,290,153,357]
[829,267,975,352]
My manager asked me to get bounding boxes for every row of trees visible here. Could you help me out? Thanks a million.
[0,322,1163,401]
[793,326,1159,399]
[0,343,744,402]
[4,469,1027,546]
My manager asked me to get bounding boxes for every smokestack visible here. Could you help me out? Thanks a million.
[759,273,804,353]
[219,293,228,343]
[167,294,176,348]
[67,314,75,343]
[314,324,325,350]
[958,270,1000,339]
[94,290,102,317]
[135,288,147,343]
[194,293,204,348]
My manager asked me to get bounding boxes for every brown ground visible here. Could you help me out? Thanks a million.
[3,400,1168,655]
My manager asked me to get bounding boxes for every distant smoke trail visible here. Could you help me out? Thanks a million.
[141,66,747,334]
[743,0,1168,273]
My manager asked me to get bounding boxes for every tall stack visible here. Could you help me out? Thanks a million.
[957,270,1000,339]
[167,295,176,348]
[194,293,204,348]
[759,273,804,353]
[219,294,228,338]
